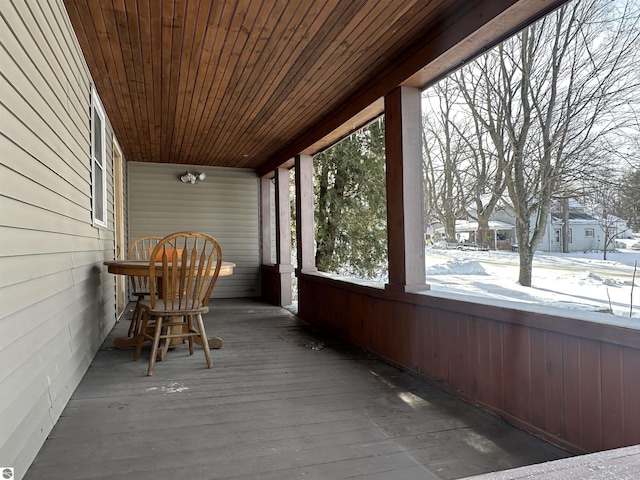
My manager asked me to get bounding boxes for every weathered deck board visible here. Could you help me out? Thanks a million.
[25,299,571,480]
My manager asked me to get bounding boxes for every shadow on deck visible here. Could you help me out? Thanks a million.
[25,298,571,480]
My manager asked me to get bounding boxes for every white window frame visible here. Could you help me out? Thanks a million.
[91,87,107,228]
[554,229,561,243]
[585,228,595,238]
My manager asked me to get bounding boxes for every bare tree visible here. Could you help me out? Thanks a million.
[422,79,471,242]
[452,0,640,286]
[453,55,509,249]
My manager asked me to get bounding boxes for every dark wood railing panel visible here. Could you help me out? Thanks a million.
[260,266,281,306]
[623,347,640,445]
[543,331,565,438]
[580,338,604,452]
[297,273,640,454]
[260,265,292,307]
[601,343,625,450]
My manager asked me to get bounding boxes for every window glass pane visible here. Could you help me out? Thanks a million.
[313,117,387,281]
[94,163,104,222]
[92,88,107,227]
[420,0,638,318]
[93,109,103,163]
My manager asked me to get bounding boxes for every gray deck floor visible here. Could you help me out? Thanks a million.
[25,298,571,480]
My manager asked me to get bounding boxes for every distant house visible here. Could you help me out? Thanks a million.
[448,220,516,250]
[454,198,616,252]
[539,211,605,253]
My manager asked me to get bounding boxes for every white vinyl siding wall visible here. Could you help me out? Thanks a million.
[128,162,260,298]
[0,1,119,477]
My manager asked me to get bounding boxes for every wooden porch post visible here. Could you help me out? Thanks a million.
[260,173,293,306]
[274,167,293,305]
[259,176,273,264]
[385,86,428,292]
[295,154,317,273]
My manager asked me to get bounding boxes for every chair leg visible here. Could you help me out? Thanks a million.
[127,295,144,337]
[187,315,195,356]
[195,313,212,368]
[147,315,164,376]
[133,310,149,361]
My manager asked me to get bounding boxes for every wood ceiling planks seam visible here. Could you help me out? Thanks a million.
[112,0,148,162]
[204,1,326,167]
[172,0,217,163]
[173,0,224,164]
[185,1,245,164]
[195,0,273,165]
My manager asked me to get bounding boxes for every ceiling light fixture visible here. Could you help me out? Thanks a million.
[179,172,206,184]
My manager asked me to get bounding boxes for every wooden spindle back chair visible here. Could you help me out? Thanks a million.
[134,232,223,375]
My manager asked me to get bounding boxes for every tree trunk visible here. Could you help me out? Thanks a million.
[444,215,457,243]
[518,243,534,286]
[515,216,534,286]
[477,209,492,248]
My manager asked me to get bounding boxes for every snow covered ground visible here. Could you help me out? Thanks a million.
[425,237,640,318]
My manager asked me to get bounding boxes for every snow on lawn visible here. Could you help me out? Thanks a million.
[425,238,640,318]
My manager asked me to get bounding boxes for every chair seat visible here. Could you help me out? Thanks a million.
[139,298,209,316]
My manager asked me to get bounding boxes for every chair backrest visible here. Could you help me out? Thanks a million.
[148,232,223,310]
[127,235,163,295]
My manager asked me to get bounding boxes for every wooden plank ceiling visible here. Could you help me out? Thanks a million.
[64,0,566,173]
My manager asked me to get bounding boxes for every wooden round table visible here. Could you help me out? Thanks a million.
[105,259,235,277]
[103,259,235,356]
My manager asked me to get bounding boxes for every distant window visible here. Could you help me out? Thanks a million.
[554,229,561,243]
[585,228,594,238]
[92,87,107,227]
[568,228,572,243]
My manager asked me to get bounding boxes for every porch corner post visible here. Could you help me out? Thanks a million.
[259,176,273,264]
[384,86,428,293]
[275,167,293,305]
[295,153,317,274]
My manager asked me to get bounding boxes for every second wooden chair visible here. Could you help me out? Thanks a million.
[126,235,164,338]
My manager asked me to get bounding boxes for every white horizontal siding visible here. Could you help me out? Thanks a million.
[128,162,260,298]
[0,1,120,478]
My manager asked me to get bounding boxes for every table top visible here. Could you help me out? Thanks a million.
[103,259,236,277]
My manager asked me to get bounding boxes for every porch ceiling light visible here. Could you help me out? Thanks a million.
[179,171,206,184]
